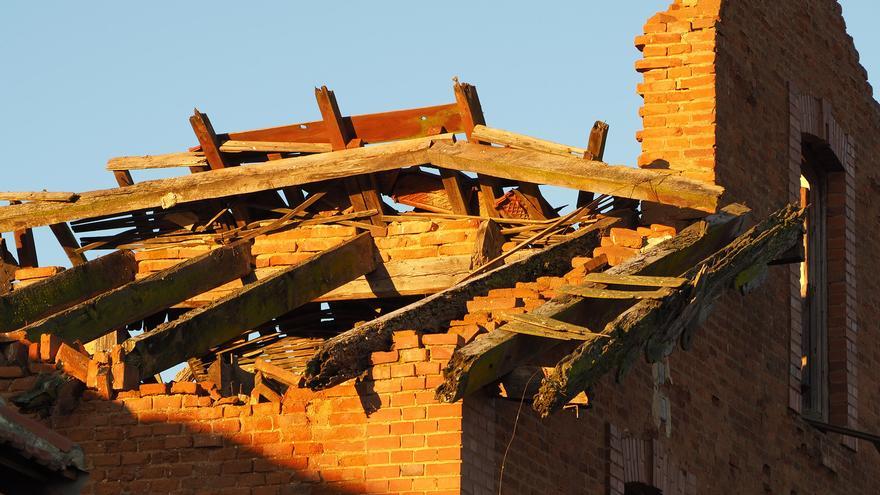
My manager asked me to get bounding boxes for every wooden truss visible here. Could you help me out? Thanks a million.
[0,79,733,399]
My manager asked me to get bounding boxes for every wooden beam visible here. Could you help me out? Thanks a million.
[11,201,37,269]
[0,192,78,203]
[578,121,609,208]
[453,79,503,218]
[21,242,253,343]
[123,233,377,379]
[470,220,504,269]
[470,125,586,157]
[190,109,228,171]
[301,217,620,390]
[106,152,209,171]
[316,86,386,227]
[0,137,436,232]
[0,250,137,332]
[435,204,750,403]
[439,169,471,215]
[49,223,87,266]
[532,205,803,416]
[427,141,723,213]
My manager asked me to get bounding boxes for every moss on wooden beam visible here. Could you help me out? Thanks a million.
[22,242,253,343]
[0,250,137,332]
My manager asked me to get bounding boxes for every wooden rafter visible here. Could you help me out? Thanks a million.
[21,242,253,343]
[316,85,386,227]
[122,232,377,380]
[0,250,137,332]
[48,223,87,266]
[578,121,609,208]
[532,204,804,416]
[302,216,619,390]
[435,204,750,403]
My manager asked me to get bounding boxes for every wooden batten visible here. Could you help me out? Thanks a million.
[0,192,79,203]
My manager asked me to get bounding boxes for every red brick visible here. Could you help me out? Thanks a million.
[421,333,463,346]
[392,330,420,349]
[39,333,61,362]
[139,382,169,396]
[170,381,198,395]
[370,350,398,365]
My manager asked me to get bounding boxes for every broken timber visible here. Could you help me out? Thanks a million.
[0,250,138,332]
[21,242,253,343]
[302,216,620,390]
[0,137,443,232]
[532,204,804,416]
[435,203,750,403]
[122,233,377,381]
[427,141,723,213]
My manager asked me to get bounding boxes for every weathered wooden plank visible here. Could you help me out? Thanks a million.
[49,223,87,266]
[219,140,332,154]
[507,314,605,341]
[470,125,586,157]
[439,169,470,215]
[428,141,723,213]
[0,137,435,232]
[123,233,377,379]
[557,285,673,300]
[302,216,619,390]
[0,250,137,332]
[579,273,687,288]
[13,225,38,269]
[435,204,750,403]
[532,205,804,416]
[106,152,209,171]
[21,242,253,343]
[0,192,79,202]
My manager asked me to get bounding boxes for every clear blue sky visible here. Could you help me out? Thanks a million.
[1,1,878,268]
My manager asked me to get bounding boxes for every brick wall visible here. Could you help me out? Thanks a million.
[1,330,464,494]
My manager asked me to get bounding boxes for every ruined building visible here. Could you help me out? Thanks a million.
[0,0,877,493]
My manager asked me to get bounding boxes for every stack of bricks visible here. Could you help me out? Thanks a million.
[12,266,64,289]
[593,225,676,266]
[634,0,719,184]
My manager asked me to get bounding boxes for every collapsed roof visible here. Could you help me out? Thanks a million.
[0,79,801,418]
